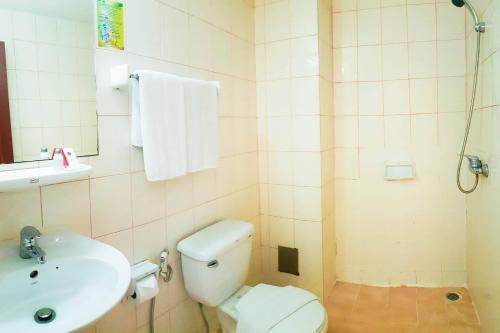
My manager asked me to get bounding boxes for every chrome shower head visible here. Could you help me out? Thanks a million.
[451,0,485,32]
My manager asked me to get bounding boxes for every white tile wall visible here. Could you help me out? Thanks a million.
[465,1,500,331]
[333,0,468,287]
[0,1,259,333]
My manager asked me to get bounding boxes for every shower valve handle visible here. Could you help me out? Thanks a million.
[464,155,489,177]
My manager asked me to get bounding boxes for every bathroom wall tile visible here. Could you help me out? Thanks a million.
[96,229,134,264]
[269,216,295,248]
[291,77,320,115]
[291,36,319,77]
[437,40,466,76]
[162,5,189,65]
[383,80,410,115]
[359,116,385,148]
[268,184,294,218]
[293,116,321,151]
[265,0,290,42]
[357,9,381,46]
[333,12,357,48]
[411,114,438,147]
[168,299,203,333]
[41,180,91,236]
[332,0,357,12]
[438,77,466,112]
[268,152,294,185]
[94,49,129,116]
[334,82,358,116]
[0,189,41,241]
[358,82,383,116]
[381,6,408,44]
[165,175,194,216]
[293,186,322,221]
[409,42,437,78]
[410,78,438,114]
[88,116,130,178]
[384,115,411,148]
[437,2,465,40]
[333,47,358,82]
[133,218,167,264]
[358,45,382,81]
[266,80,291,116]
[382,44,409,80]
[408,4,436,42]
[188,17,214,70]
[290,0,317,37]
[95,300,137,333]
[293,152,322,187]
[266,40,291,79]
[335,116,359,148]
[126,0,162,58]
[267,116,293,151]
[357,0,379,9]
[166,209,195,261]
[131,172,166,226]
[90,174,132,238]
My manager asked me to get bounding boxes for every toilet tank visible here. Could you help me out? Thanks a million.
[177,220,253,307]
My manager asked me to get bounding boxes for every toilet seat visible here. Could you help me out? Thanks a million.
[217,285,327,333]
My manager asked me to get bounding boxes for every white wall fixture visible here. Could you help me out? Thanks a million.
[0,164,93,192]
[110,64,130,89]
[384,162,415,181]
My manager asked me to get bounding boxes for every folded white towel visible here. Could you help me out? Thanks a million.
[236,284,318,333]
[181,77,219,173]
[131,70,187,181]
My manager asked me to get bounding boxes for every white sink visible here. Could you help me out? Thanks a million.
[0,232,131,333]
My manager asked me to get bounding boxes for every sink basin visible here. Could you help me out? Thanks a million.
[0,232,131,332]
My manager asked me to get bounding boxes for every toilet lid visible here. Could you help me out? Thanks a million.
[270,300,326,333]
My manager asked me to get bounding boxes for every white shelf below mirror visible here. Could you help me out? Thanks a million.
[0,164,93,192]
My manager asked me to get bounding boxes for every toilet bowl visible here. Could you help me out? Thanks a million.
[216,285,328,333]
[177,220,328,333]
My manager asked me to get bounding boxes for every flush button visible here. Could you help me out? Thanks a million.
[207,260,219,268]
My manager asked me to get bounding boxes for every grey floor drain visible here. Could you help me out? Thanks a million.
[34,308,56,324]
[445,291,462,302]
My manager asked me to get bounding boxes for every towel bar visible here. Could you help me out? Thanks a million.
[129,73,220,95]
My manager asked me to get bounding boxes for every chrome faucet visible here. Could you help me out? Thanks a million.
[19,226,46,264]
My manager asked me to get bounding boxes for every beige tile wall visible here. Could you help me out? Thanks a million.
[0,1,259,332]
[332,0,468,286]
[255,0,336,301]
[464,0,500,331]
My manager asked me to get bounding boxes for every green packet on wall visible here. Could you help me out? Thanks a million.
[96,0,124,50]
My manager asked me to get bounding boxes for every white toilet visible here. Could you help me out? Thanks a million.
[177,220,328,333]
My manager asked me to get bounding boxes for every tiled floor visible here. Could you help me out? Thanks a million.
[326,282,481,333]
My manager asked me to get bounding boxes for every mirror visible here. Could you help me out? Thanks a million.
[0,0,98,164]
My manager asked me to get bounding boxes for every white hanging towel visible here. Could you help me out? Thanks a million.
[180,77,219,173]
[235,284,318,333]
[131,70,187,181]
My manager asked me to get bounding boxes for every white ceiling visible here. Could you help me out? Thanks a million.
[0,0,93,22]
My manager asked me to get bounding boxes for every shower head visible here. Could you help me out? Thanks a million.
[451,0,485,32]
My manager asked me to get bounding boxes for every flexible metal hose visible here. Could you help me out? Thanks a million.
[456,29,481,194]
[198,302,209,333]
[150,297,156,333]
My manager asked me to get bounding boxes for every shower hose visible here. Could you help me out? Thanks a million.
[456,29,481,194]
